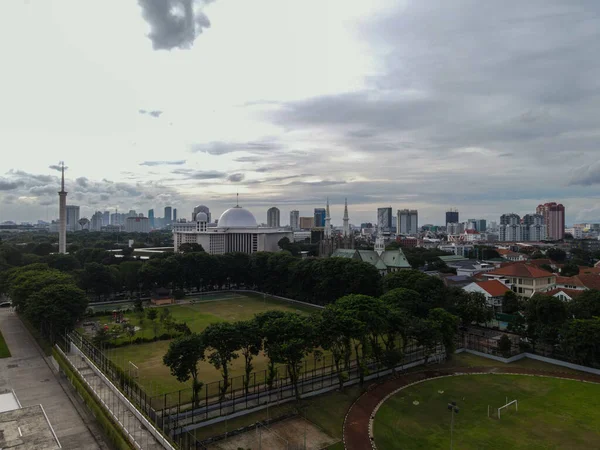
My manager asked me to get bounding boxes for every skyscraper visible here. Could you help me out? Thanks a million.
[290,210,300,230]
[164,206,172,224]
[314,208,326,227]
[397,209,418,234]
[102,211,110,226]
[148,209,155,228]
[66,205,80,232]
[267,207,280,227]
[536,202,565,240]
[445,209,459,227]
[58,162,67,253]
[173,208,177,222]
[377,207,393,232]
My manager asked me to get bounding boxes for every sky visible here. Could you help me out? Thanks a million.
[1,0,600,226]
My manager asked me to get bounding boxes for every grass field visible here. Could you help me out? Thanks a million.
[0,329,11,358]
[100,293,321,395]
[374,374,600,449]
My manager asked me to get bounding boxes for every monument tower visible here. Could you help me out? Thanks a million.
[58,162,67,254]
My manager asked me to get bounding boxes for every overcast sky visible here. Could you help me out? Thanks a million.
[1,0,599,226]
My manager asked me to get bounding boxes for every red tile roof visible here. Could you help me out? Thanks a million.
[545,288,585,299]
[486,263,555,279]
[555,275,586,288]
[578,266,600,275]
[474,280,511,297]
[578,274,600,290]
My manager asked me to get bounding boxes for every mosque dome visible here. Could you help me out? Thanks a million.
[195,212,208,222]
[217,206,257,228]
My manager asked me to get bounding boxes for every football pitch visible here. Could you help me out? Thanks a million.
[373,374,600,449]
[101,292,321,396]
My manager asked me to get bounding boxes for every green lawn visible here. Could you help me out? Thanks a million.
[0,329,10,358]
[374,374,600,449]
[101,293,322,396]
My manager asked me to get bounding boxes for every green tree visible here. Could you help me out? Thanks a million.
[497,334,513,358]
[123,322,136,343]
[234,320,263,395]
[255,310,287,389]
[428,308,459,357]
[547,248,567,262]
[450,291,493,325]
[567,290,600,319]
[179,243,205,253]
[93,327,111,347]
[146,308,159,337]
[560,262,580,277]
[163,334,206,408]
[502,290,520,315]
[525,294,568,348]
[80,262,117,299]
[380,288,426,317]
[202,322,240,398]
[560,318,600,366]
[118,261,143,296]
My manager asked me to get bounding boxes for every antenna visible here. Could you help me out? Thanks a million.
[236,192,239,207]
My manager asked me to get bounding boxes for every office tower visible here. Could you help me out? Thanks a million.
[193,205,211,222]
[65,205,80,232]
[290,210,300,230]
[536,202,565,240]
[267,207,281,227]
[164,206,172,224]
[299,217,314,229]
[58,162,67,253]
[102,210,110,226]
[397,209,418,235]
[148,209,155,228]
[173,208,177,222]
[377,207,393,232]
[445,209,459,227]
[314,208,326,227]
[475,219,487,232]
[126,216,150,233]
[90,211,104,231]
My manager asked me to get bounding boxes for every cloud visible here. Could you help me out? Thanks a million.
[569,161,600,186]
[233,156,263,163]
[138,109,163,118]
[48,164,66,172]
[140,160,186,166]
[76,177,89,188]
[172,168,226,179]
[190,139,281,155]
[138,0,214,50]
[227,173,245,183]
[0,179,21,191]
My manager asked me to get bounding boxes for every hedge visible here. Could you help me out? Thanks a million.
[52,347,134,450]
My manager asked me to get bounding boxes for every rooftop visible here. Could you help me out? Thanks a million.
[474,280,511,297]
[0,405,61,449]
[485,263,555,279]
[545,288,585,299]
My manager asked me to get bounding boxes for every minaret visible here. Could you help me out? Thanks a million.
[324,198,331,239]
[343,198,349,237]
[58,162,68,254]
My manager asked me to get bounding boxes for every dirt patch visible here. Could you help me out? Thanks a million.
[208,416,339,450]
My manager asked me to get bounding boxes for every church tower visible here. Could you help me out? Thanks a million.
[58,162,68,254]
[343,198,349,238]
[324,197,332,239]
[375,227,385,256]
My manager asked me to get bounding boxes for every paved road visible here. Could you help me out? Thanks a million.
[0,310,106,450]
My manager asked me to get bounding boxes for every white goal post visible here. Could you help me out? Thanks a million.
[498,399,518,419]
[128,361,139,379]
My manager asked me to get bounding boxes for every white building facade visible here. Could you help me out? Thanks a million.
[125,216,150,233]
[397,209,418,235]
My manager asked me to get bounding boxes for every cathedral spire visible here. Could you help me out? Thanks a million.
[324,197,331,239]
[343,198,349,237]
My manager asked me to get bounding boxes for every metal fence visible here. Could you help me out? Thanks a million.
[59,331,437,449]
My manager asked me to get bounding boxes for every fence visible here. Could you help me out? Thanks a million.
[60,330,440,448]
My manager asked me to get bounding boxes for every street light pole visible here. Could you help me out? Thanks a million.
[448,401,459,450]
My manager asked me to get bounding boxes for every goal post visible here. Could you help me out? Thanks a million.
[128,361,139,379]
[498,399,518,419]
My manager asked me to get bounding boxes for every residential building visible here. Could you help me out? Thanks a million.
[267,207,281,228]
[483,263,556,297]
[126,216,150,233]
[173,208,177,222]
[173,205,292,254]
[565,227,583,239]
[446,222,464,235]
[164,206,172,224]
[545,288,585,302]
[314,208,326,228]
[193,205,211,222]
[299,216,314,229]
[463,280,511,311]
[397,209,418,235]
[377,207,393,232]
[536,202,565,240]
[497,249,528,262]
[148,209,155,228]
[438,255,496,277]
[290,210,300,230]
[65,205,80,232]
[102,211,110,226]
[445,209,459,227]
[499,213,522,241]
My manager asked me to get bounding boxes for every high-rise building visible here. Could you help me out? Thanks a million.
[65,205,80,232]
[102,211,110,226]
[314,208,326,227]
[299,216,314,229]
[445,209,459,227]
[377,207,393,232]
[148,209,155,228]
[90,211,103,231]
[193,205,211,222]
[58,162,67,253]
[164,206,172,224]
[267,207,280,227]
[397,209,418,235]
[290,210,300,230]
[475,219,487,232]
[173,208,177,222]
[536,202,565,240]
[126,216,150,233]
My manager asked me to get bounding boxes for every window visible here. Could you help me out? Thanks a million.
[518,287,523,293]
[518,278,523,284]
[548,278,551,284]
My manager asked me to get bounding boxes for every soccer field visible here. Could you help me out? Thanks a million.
[102,292,321,396]
[374,374,600,449]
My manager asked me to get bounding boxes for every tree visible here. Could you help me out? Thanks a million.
[567,290,600,319]
[560,262,580,277]
[123,322,136,343]
[502,290,520,315]
[261,313,317,399]
[93,326,111,347]
[278,237,300,257]
[179,243,205,253]
[540,263,555,273]
[428,308,459,357]
[202,322,240,398]
[119,261,143,296]
[146,309,159,338]
[25,283,88,342]
[80,262,117,299]
[525,294,568,348]
[560,317,600,366]
[255,310,287,389]
[547,248,566,263]
[163,334,206,408]
[410,317,441,364]
[450,291,493,326]
[234,320,263,395]
[380,288,426,317]
[497,334,513,358]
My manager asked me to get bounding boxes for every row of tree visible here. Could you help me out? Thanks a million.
[163,292,461,407]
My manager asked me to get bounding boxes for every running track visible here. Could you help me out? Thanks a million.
[342,366,600,450]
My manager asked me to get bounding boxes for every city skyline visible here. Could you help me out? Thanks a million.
[1,1,600,225]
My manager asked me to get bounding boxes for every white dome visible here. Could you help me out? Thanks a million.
[195,212,208,222]
[217,206,257,228]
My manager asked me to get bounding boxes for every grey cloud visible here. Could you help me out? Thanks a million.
[100,194,110,201]
[48,164,67,172]
[28,185,57,196]
[76,177,89,188]
[138,0,214,50]
[0,179,21,191]
[140,160,186,166]
[227,173,245,183]
[190,139,280,155]
[138,109,163,118]
[569,161,600,186]
[233,156,262,163]
[172,168,226,179]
